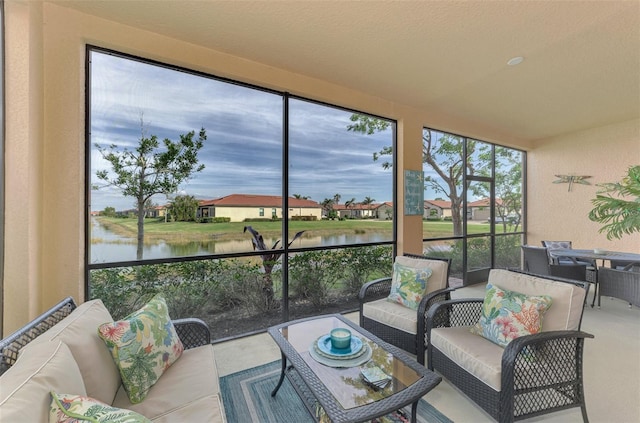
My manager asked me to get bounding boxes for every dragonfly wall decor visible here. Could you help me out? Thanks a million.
[553,174,592,191]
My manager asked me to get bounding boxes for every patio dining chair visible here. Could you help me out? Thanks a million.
[541,240,595,267]
[522,245,587,281]
[358,253,452,365]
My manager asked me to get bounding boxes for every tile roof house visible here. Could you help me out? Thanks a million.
[424,200,452,219]
[197,194,322,222]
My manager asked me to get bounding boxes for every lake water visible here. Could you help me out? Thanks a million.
[89,218,391,263]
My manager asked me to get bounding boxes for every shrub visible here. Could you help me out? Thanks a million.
[289,250,338,308]
[335,245,393,296]
[291,215,317,221]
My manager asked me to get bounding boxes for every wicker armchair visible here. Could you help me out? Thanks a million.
[426,269,593,423]
[358,253,452,365]
[0,297,211,376]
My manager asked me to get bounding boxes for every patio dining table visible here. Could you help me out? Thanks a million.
[548,248,640,267]
[549,248,640,307]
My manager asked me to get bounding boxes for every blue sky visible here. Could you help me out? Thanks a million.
[89,51,397,212]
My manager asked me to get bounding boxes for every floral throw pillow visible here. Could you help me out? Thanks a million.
[387,262,433,310]
[470,282,553,347]
[97,294,184,404]
[49,392,151,422]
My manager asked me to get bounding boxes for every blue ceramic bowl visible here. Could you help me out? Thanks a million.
[330,328,352,349]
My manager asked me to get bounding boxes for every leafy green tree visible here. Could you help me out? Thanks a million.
[95,122,206,259]
[589,165,640,240]
[471,146,523,232]
[102,206,116,217]
[349,115,483,235]
[168,195,199,222]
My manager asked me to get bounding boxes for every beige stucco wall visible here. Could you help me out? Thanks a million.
[214,206,322,222]
[527,119,640,253]
[3,1,638,333]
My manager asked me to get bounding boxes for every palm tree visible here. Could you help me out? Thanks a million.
[361,196,375,205]
[344,198,356,218]
[243,226,305,309]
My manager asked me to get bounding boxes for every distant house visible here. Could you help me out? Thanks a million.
[332,203,379,219]
[374,202,394,220]
[145,205,167,219]
[424,199,452,219]
[197,194,322,222]
[467,198,505,221]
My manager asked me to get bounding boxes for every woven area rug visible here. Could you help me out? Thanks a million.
[220,360,452,423]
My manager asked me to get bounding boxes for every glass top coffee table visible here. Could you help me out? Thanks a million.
[268,314,441,423]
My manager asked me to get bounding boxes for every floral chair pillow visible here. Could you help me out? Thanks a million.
[98,294,184,404]
[470,282,553,347]
[387,261,433,310]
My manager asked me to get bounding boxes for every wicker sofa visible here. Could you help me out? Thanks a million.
[0,297,225,422]
[426,269,594,423]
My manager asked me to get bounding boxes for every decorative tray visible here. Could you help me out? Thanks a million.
[309,342,372,368]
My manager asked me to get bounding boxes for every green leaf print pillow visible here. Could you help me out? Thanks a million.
[98,294,184,404]
[387,262,433,310]
[49,392,151,422]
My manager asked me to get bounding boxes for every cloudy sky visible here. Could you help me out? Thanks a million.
[89,50,397,212]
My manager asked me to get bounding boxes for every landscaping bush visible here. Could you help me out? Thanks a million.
[288,250,339,308]
[291,215,317,221]
[336,245,392,296]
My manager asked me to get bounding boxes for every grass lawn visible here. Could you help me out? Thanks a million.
[94,216,501,243]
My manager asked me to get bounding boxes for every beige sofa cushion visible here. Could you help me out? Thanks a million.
[431,326,503,390]
[149,394,226,423]
[21,299,121,404]
[0,341,87,421]
[113,344,222,421]
[363,298,418,334]
[488,269,587,331]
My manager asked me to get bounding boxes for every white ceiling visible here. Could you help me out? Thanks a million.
[49,0,640,144]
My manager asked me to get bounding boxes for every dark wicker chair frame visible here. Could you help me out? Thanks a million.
[426,271,594,423]
[358,253,452,365]
[0,297,211,376]
[597,267,640,308]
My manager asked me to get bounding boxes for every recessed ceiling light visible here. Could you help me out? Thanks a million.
[507,56,524,66]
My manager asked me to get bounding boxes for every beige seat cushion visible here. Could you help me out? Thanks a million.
[488,269,587,331]
[20,299,121,404]
[0,341,87,421]
[363,256,449,332]
[363,298,418,334]
[431,326,503,391]
[113,344,222,421]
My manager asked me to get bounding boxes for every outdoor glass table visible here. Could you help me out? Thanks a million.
[268,314,441,423]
